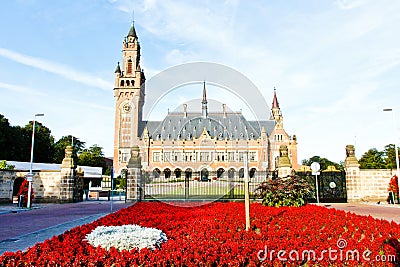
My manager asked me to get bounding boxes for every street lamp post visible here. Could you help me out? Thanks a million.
[383,108,399,176]
[27,113,44,208]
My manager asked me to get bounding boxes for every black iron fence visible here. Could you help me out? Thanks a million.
[140,171,271,200]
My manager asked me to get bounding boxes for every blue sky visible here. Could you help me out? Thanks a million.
[1,0,400,163]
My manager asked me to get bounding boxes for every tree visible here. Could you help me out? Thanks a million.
[383,144,400,170]
[78,144,106,171]
[0,160,15,170]
[0,114,30,161]
[23,121,55,163]
[301,156,343,171]
[359,148,386,169]
[0,114,12,159]
[53,135,85,163]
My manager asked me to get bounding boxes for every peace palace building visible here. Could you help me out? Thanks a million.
[113,24,299,180]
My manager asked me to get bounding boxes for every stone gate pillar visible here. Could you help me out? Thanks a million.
[277,145,292,177]
[60,146,76,202]
[344,145,360,201]
[127,146,142,202]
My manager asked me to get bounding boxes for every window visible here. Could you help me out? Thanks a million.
[275,134,284,141]
[127,59,133,74]
[153,169,161,178]
[164,169,171,179]
[217,152,225,161]
[164,152,171,162]
[121,153,129,163]
[238,152,244,162]
[174,152,182,162]
[184,152,192,162]
[174,169,182,178]
[153,152,161,162]
[228,151,235,161]
[249,152,257,162]
[200,152,210,162]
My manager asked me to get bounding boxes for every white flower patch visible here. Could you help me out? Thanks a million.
[85,225,167,251]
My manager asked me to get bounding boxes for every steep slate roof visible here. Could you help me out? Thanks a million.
[127,23,137,38]
[140,112,275,141]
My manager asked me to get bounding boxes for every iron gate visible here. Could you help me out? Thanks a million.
[296,170,347,203]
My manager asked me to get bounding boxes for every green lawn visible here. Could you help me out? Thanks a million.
[146,182,258,199]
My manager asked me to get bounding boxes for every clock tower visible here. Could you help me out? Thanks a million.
[113,22,145,175]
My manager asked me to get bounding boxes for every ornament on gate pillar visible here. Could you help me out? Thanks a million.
[344,145,360,167]
[61,146,75,168]
[128,145,141,168]
[277,145,291,168]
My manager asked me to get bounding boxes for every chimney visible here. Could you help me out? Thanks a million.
[222,104,227,118]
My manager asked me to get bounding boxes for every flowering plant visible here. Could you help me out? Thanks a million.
[85,224,167,251]
[1,202,399,266]
[255,174,312,207]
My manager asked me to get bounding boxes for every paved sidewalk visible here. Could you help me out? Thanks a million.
[325,202,400,223]
[0,201,132,255]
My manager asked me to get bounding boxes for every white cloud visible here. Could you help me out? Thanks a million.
[57,98,114,111]
[0,47,113,91]
[0,82,48,96]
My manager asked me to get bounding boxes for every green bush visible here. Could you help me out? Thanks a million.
[255,175,312,207]
[0,160,15,170]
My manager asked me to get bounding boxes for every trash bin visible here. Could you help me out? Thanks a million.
[18,195,24,208]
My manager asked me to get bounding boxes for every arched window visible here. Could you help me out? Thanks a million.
[164,168,171,179]
[217,168,225,178]
[174,168,182,179]
[239,168,244,178]
[120,80,124,86]
[228,168,235,179]
[127,59,133,74]
[201,168,209,181]
[250,168,256,178]
[185,168,192,179]
[153,168,161,178]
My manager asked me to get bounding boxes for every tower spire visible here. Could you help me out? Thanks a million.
[202,81,208,118]
[271,87,283,126]
[127,12,137,39]
[272,86,279,109]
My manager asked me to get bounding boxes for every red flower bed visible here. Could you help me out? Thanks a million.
[1,202,399,266]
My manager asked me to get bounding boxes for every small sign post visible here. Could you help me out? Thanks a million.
[26,173,33,182]
[310,162,321,204]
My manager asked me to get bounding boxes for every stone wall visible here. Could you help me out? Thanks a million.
[0,170,62,203]
[346,168,393,202]
[0,171,15,201]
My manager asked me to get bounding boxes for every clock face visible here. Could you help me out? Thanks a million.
[122,103,131,113]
